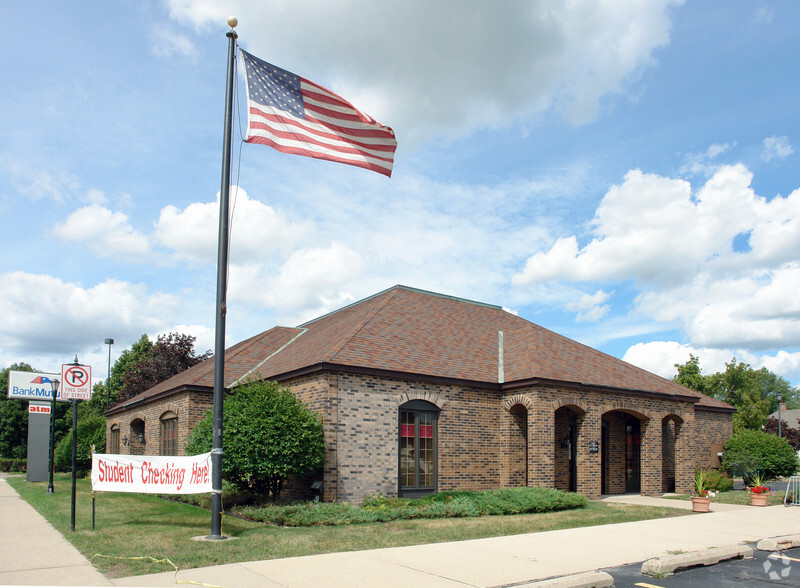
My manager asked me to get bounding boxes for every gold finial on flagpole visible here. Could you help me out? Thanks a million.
[227,16,238,29]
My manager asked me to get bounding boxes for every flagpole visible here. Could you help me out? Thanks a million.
[208,16,238,540]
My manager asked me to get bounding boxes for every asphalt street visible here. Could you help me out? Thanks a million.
[603,546,800,587]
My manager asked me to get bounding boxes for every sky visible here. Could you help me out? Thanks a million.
[2,0,800,389]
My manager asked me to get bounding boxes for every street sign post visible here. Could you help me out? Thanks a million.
[61,359,91,532]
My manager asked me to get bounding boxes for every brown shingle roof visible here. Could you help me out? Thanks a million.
[107,285,733,413]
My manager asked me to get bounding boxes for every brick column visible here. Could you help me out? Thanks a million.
[528,404,554,488]
[577,409,601,499]
[674,413,694,495]
[640,417,662,496]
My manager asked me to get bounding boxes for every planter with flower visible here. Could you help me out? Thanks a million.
[691,470,717,512]
[746,472,773,507]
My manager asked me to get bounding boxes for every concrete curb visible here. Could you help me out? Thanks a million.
[641,544,754,577]
[514,571,614,587]
[757,533,800,551]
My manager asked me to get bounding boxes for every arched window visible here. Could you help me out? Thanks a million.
[129,419,146,455]
[398,400,439,498]
[110,424,120,454]
[160,411,178,456]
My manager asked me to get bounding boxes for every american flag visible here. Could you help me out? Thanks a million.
[241,50,397,177]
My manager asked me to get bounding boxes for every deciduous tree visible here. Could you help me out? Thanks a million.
[116,333,210,404]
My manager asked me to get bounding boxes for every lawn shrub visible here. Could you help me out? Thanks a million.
[186,379,325,501]
[722,429,800,483]
[0,458,25,472]
[236,487,587,527]
[360,493,413,510]
[700,468,733,492]
[167,480,255,509]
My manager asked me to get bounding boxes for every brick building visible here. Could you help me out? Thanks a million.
[105,285,734,502]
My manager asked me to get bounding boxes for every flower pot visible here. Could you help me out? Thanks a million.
[691,496,711,512]
[749,492,768,507]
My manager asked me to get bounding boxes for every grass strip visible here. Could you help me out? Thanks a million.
[8,474,687,579]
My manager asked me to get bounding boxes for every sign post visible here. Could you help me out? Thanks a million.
[61,357,91,532]
[48,379,59,494]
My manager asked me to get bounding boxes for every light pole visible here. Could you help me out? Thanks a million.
[47,378,59,494]
[778,393,782,438]
[104,338,114,410]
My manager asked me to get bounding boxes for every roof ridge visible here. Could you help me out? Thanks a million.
[297,285,502,328]
[296,285,399,327]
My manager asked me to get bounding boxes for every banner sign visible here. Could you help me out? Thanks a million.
[91,452,212,494]
[7,371,68,402]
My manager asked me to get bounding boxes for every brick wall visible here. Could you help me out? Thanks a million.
[105,371,729,504]
[106,390,212,456]
[693,409,733,470]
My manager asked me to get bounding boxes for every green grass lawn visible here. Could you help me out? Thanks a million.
[8,474,688,579]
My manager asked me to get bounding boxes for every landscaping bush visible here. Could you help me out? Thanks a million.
[722,429,800,483]
[235,487,587,527]
[166,480,256,509]
[186,379,326,501]
[699,468,733,492]
[0,458,26,472]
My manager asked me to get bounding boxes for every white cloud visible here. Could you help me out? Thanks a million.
[228,241,364,312]
[11,168,79,203]
[157,324,215,357]
[0,272,180,359]
[680,142,736,175]
[761,351,800,386]
[150,24,198,61]
[754,6,773,23]
[153,187,312,265]
[623,340,800,386]
[514,164,800,350]
[567,289,612,323]
[166,0,681,140]
[82,189,107,206]
[762,135,794,162]
[51,205,150,260]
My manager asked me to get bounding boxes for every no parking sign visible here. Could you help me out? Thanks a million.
[61,363,92,400]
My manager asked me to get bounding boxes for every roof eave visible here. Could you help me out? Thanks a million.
[501,376,700,403]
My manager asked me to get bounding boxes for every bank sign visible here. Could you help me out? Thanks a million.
[7,371,68,402]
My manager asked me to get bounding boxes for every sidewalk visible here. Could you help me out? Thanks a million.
[0,476,111,586]
[3,475,800,588]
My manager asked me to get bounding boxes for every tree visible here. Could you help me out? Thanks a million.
[764,417,800,451]
[186,379,326,501]
[722,429,799,482]
[54,415,106,474]
[116,333,211,404]
[672,354,709,395]
[110,334,154,400]
[672,355,798,433]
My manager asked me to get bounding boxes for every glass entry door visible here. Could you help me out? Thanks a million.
[399,407,437,498]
